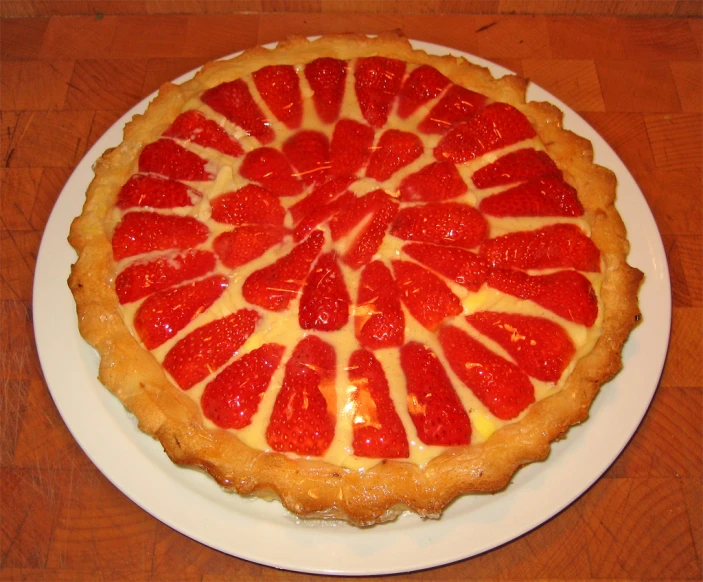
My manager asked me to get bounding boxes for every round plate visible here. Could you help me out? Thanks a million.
[33,40,671,576]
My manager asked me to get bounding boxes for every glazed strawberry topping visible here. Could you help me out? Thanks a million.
[138,139,213,181]
[355,261,405,349]
[304,57,347,124]
[471,148,560,189]
[293,190,355,242]
[282,130,330,185]
[299,252,351,331]
[329,118,375,177]
[398,161,467,202]
[213,225,287,269]
[289,176,356,224]
[479,175,584,217]
[365,129,423,182]
[402,243,488,292]
[396,64,450,119]
[239,147,304,197]
[210,184,286,226]
[354,57,406,128]
[116,174,199,209]
[163,110,244,158]
[253,65,303,130]
[418,84,487,134]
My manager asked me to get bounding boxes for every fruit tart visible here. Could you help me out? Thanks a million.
[68,33,643,526]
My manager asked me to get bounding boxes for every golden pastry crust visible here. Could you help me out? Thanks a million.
[68,32,643,526]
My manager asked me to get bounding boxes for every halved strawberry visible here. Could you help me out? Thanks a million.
[112,212,209,261]
[348,349,409,458]
[328,190,387,240]
[201,343,285,429]
[399,342,471,446]
[354,57,406,128]
[252,64,302,130]
[439,324,535,420]
[365,129,423,182]
[393,260,463,331]
[282,130,330,185]
[213,225,286,269]
[355,260,405,349]
[478,176,584,217]
[293,191,355,242]
[396,64,451,119]
[304,57,347,124]
[471,148,560,189]
[418,84,487,134]
[266,335,336,456]
[115,249,216,304]
[402,243,488,292]
[289,176,356,224]
[134,274,228,350]
[210,184,285,226]
[138,139,212,181]
[116,174,200,209]
[398,161,467,202]
[299,252,351,331]
[466,311,576,382]
[329,118,375,177]
[163,110,244,158]
[163,309,260,390]
[239,147,304,197]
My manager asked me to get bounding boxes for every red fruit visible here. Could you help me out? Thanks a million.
[138,139,212,181]
[390,202,488,249]
[116,174,200,209]
[399,342,471,446]
[112,212,209,261]
[398,161,467,202]
[365,129,423,182]
[439,325,535,420]
[418,84,487,134]
[201,79,274,144]
[329,118,375,177]
[471,148,560,189]
[163,110,244,157]
[289,176,356,224]
[201,344,285,429]
[299,252,351,331]
[479,175,584,217]
[355,261,405,349]
[466,311,576,382]
[115,249,216,304]
[293,191,355,242]
[163,309,260,390]
[282,130,330,185]
[304,57,347,123]
[134,275,228,350]
[266,335,336,456]
[210,184,285,226]
[402,243,488,292]
[393,260,463,331]
[396,64,450,119]
[328,190,387,240]
[252,64,302,130]
[242,230,324,311]
[354,57,406,128]
[213,225,286,269]
[434,103,537,164]
[348,349,409,458]
[479,224,601,272]
[239,147,304,197]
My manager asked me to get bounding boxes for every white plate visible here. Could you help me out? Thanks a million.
[33,40,671,576]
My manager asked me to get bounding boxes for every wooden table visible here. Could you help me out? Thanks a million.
[1,7,701,581]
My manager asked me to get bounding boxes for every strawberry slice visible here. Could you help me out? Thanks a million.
[398,161,467,202]
[242,230,324,311]
[418,84,487,134]
[355,260,404,349]
[329,118,375,177]
[299,252,351,331]
[211,184,285,226]
[163,309,260,390]
[289,176,356,224]
[396,64,451,119]
[266,335,336,456]
[487,268,599,326]
[304,57,347,124]
[252,64,302,130]
[213,225,286,269]
[239,147,304,197]
[439,325,535,420]
[365,129,423,182]
[479,224,601,272]
[354,57,406,128]
[399,342,471,446]
[471,148,560,189]
[163,110,244,158]
[134,274,228,350]
[402,243,488,292]
[479,176,584,217]
[115,249,216,304]
[201,79,274,144]
[393,260,463,331]
[201,343,285,429]
[390,202,488,249]
[116,174,200,209]
[282,130,330,185]
[293,191,355,242]
[348,349,409,458]
[112,212,209,261]
[434,103,536,164]
[138,139,212,181]
[466,311,576,382]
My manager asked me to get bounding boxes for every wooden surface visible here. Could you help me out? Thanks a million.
[1,9,701,582]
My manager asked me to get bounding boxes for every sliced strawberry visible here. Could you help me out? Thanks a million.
[328,189,386,240]
[393,260,463,331]
[239,147,304,197]
[163,309,260,390]
[466,311,576,382]
[354,57,406,128]
[434,103,537,164]
[418,84,487,134]
[471,148,560,189]
[289,176,356,224]
[348,349,409,458]
[390,202,488,249]
[487,268,599,326]
[304,57,347,124]
[242,230,324,311]
[396,64,451,119]
[329,118,375,177]
[210,184,285,226]
[134,274,228,350]
[112,212,209,261]
[252,64,302,130]
[479,224,601,272]
[116,174,200,209]
[138,139,212,181]
[355,261,404,349]
[266,335,336,456]
[402,243,488,292]
[282,130,330,185]
[479,175,585,217]
[293,191,355,242]
[213,225,286,269]
[163,110,244,158]
[201,343,285,429]
[201,79,274,145]
[115,249,216,304]
[439,324,535,420]
[398,161,467,202]
[299,252,351,331]
[365,129,423,182]
[399,342,471,446]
